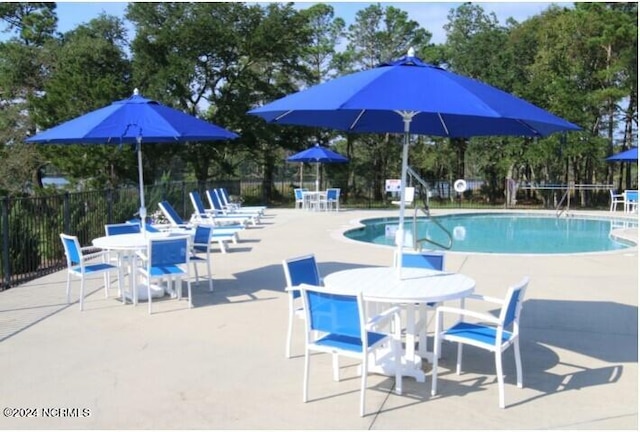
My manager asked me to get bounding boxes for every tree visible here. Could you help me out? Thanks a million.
[28,14,134,189]
[343,4,431,201]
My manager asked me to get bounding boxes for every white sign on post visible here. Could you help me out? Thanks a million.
[385,179,402,192]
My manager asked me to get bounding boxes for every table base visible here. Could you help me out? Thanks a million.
[365,348,426,383]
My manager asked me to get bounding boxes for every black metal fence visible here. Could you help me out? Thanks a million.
[0,179,613,290]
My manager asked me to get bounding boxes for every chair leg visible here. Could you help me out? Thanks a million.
[286,308,294,358]
[66,273,72,304]
[79,277,85,311]
[186,279,193,308]
[303,350,310,403]
[207,259,213,292]
[360,354,367,417]
[147,280,153,314]
[332,354,340,381]
[514,340,523,388]
[496,350,505,408]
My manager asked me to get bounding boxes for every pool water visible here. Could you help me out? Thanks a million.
[344,213,637,254]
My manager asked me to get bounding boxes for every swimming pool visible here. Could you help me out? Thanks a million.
[343,213,638,254]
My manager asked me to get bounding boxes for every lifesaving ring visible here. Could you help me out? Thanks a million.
[454,179,467,193]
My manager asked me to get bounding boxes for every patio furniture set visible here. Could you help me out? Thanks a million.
[294,188,341,211]
[60,188,266,314]
[283,251,529,416]
[610,189,638,213]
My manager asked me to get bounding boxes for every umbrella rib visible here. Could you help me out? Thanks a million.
[275,110,293,121]
[349,110,366,130]
[437,113,450,136]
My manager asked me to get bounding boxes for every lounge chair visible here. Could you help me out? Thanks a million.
[218,187,266,215]
[158,201,243,253]
[204,189,260,226]
[189,191,254,227]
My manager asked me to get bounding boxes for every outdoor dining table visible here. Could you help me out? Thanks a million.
[302,190,327,211]
[92,230,194,304]
[323,266,475,383]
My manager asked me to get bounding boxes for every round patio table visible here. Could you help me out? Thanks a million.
[323,266,475,382]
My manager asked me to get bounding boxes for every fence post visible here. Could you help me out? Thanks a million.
[63,192,70,234]
[106,188,113,223]
[2,197,10,288]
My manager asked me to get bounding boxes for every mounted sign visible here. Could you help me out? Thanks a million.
[385,179,402,192]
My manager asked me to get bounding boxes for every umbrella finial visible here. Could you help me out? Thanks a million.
[133,88,139,96]
[408,47,415,57]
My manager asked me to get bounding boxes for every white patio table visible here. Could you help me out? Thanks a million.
[92,231,194,304]
[323,266,475,383]
[302,190,327,211]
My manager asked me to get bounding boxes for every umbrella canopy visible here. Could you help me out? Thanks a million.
[249,48,580,267]
[286,144,349,192]
[27,89,238,222]
[606,147,638,162]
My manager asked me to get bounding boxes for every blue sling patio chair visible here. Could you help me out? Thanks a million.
[190,191,254,227]
[205,189,261,226]
[431,276,529,408]
[282,254,322,359]
[393,249,446,356]
[60,233,120,311]
[136,235,193,315]
[298,283,403,417]
[217,187,266,215]
[190,225,216,291]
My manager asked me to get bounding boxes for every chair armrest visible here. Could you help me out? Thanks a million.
[366,306,401,334]
[436,305,501,325]
[465,293,504,305]
[81,248,109,261]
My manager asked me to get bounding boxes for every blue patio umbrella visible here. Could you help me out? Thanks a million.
[249,48,581,264]
[606,147,638,162]
[27,89,238,224]
[286,144,349,191]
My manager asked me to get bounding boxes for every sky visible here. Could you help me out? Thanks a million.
[51,1,573,45]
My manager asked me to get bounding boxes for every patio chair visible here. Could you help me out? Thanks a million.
[159,200,244,234]
[391,186,415,207]
[609,189,625,212]
[213,188,263,220]
[431,276,529,408]
[624,190,638,213]
[137,235,193,314]
[190,191,254,227]
[203,190,260,226]
[298,283,403,417]
[218,187,266,215]
[294,188,307,209]
[60,233,120,311]
[325,188,341,211]
[190,225,215,291]
[282,254,322,358]
[393,250,446,357]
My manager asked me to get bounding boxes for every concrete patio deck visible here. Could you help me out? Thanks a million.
[0,208,637,430]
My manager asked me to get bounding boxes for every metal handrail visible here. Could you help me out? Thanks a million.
[406,166,453,250]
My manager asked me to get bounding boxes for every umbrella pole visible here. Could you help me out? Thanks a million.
[315,163,320,192]
[136,137,147,234]
[396,111,418,277]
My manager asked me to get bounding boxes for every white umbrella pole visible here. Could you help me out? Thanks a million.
[136,137,147,234]
[396,111,418,277]
[315,163,320,192]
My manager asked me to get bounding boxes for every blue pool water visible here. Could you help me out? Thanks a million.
[344,213,637,254]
